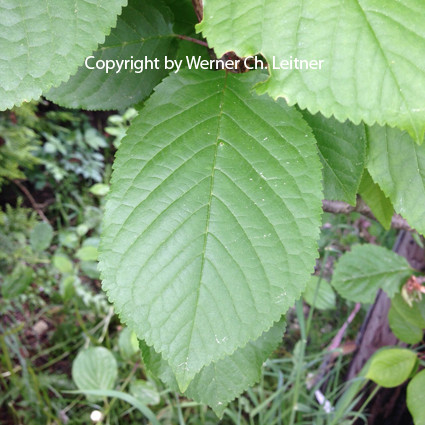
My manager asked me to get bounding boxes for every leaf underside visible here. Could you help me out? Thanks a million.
[302,111,366,205]
[0,0,127,110]
[99,69,322,389]
[367,125,425,235]
[198,0,425,142]
[47,0,177,110]
[142,319,286,416]
[358,169,394,230]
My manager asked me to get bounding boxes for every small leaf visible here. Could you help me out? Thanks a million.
[331,245,411,303]
[303,276,336,310]
[388,304,423,345]
[130,380,160,406]
[142,320,285,416]
[358,170,394,230]
[76,246,98,262]
[302,111,366,205]
[53,255,73,274]
[90,184,110,197]
[47,0,177,110]
[407,370,425,425]
[100,70,322,390]
[367,125,425,235]
[2,265,34,299]
[30,222,53,252]
[366,348,417,388]
[118,327,140,360]
[72,347,118,401]
[60,276,76,302]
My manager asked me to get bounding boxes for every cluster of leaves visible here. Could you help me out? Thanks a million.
[2,0,425,421]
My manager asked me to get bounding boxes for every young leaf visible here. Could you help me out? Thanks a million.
[358,170,394,230]
[0,0,127,110]
[302,111,366,205]
[331,245,412,303]
[388,293,425,344]
[388,304,423,345]
[72,347,118,401]
[30,222,53,252]
[367,125,425,235]
[141,320,286,416]
[197,1,425,142]
[303,276,336,311]
[47,0,177,110]
[99,70,322,390]
[407,370,425,425]
[366,348,417,388]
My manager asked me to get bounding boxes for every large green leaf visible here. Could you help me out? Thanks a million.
[367,125,425,235]
[358,170,394,230]
[331,245,412,303]
[366,348,417,388]
[302,111,366,205]
[407,370,425,425]
[142,320,285,416]
[99,70,322,390]
[47,0,177,110]
[0,0,127,110]
[197,1,425,142]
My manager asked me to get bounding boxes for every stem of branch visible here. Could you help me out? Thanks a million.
[322,199,411,231]
[13,179,50,224]
[175,34,208,48]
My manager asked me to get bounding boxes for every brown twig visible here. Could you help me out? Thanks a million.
[322,199,411,231]
[13,179,50,223]
[191,0,203,22]
[175,34,208,48]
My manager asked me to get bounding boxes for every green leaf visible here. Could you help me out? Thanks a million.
[197,1,425,141]
[75,246,98,262]
[0,0,127,110]
[142,320,285,416]
[303,276,336,310]
[392,293,425,329]
[164,0,198,36]
[118,327,140,360]
[72,347,118,402]
[130,380,160,406]
[331,245,411,303]
[367,125,425,235]
[388,293,425,344]
[47,0,176,110]
[30,222,53,252]
[53,255,73,274]
[302,112,366,205]
[407,370,425,425]
[2,265,34,299]
[388,304,423,345]
[90,183,110,197]
[99,69,322,390]
[358,170,394,230]
[366,348,417,388]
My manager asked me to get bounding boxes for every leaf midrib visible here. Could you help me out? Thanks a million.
[183,72,229,379]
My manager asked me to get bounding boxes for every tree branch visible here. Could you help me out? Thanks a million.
[322,199,411,231]
[13,179,50,224]
[191,0,203,22]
